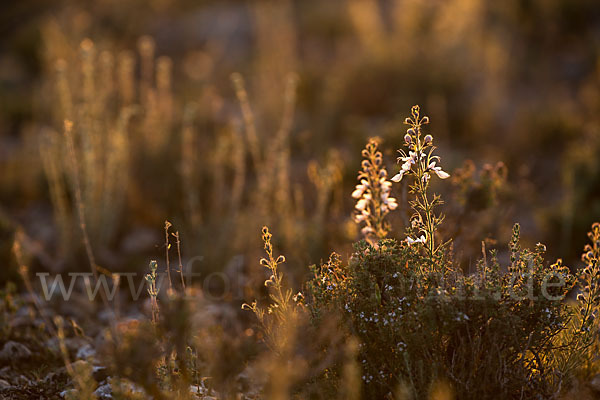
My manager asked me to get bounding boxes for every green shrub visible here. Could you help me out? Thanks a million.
[301,106,600,399]
[240,106,600,400]
[308,230,580,398]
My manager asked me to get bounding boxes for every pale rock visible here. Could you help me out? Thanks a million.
[94,382,113,399]
[0,341,32,362]
[76,344,97,360]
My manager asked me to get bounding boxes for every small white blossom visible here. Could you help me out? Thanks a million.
[406,235,426,246]
[354,213,367,223]
[428,161,450,179]
[361,226,375,236]
[351,180,368,199]
[352,139,399,242]
[390,106,452,257]
[355,198,368,211]
[455,312,469,321]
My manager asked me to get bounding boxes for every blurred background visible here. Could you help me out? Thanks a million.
[1,0,600,293]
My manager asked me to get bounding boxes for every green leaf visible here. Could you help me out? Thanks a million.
[375,282,381,304]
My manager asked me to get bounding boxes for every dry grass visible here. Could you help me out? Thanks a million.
[2,1,600,399]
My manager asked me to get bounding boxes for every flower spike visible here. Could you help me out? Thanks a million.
[393,105,450,257]
[352,138,398,244]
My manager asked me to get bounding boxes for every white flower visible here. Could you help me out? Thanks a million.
[406,235,426,245]
[351,179,369,198]
[361,226,375,235]
[455,312,470,322]
[351,186,365,199]
[354,213,367,222]
[391,153,417,182]
[379,178,398,212]
[391,163,411,182]
[352,139,398,240]
[428,161,450,179]
[386,197,398,210]
[391,172,404,182]
[355,198,368,211]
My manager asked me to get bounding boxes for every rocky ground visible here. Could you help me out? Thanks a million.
[0,289,258,400]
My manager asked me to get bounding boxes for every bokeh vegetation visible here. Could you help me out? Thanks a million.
[1,0,600,398]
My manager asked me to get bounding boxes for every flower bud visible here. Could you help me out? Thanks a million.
[404,133,412,144]
[424,134,433,144]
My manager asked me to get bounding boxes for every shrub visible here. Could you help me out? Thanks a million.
[308,232,579,398]
[301,106,600,399]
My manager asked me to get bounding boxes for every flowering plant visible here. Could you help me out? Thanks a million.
[392,105,450,257]
[352,138,398,244]
[577,222,600,332]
